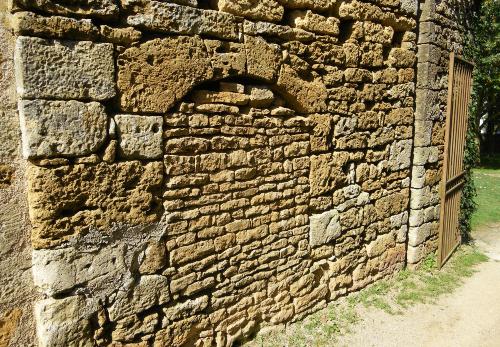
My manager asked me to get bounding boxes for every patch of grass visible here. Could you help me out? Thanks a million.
[245,246,487,346]
[471,163,500,229]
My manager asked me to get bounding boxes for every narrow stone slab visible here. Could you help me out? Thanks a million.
[115,114,163,159]
[15,36,115,100]
[216,0,284,22]
[12,0,118,19]
[19,99,107,159]
[126,2,241,40]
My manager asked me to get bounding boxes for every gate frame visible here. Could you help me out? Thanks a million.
[437,52,474,269]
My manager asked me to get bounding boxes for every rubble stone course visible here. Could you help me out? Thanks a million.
[0,0,475,345]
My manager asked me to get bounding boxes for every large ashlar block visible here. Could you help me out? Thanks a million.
[216,0,284,22]
[117,36,213,113]
[12,0,118,19]
[309,209,342,247]
[35,296,94,347]
[15,36,115,100]
[19,99,107,159]
[115,114,163,159]
[27,161,164,249]
[126,1,241,40]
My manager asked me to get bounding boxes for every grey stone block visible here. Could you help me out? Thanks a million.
[309,209,341,247]
[15,36,115,100]
[19,99,107,159]
[115,114,163,160]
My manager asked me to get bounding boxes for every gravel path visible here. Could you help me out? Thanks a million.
[336,224,500,347]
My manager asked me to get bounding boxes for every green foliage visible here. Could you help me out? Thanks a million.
[460,0,499,240]
[471,163,500,228]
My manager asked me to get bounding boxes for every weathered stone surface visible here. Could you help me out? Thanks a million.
[217,0,284,22]
[0,309,22,347]
[115,114,163,160]
[248,86,274,108]
[117,36,213,113]
[126,2,241,40]
[389,139,413,171]
[99,25,142,45]
[109,275,170,321]
[310,209,341,247]
[19,100,107,159]
[15,36,115,100]
[310,152,349,196]
[244,35,282,82]
[277,0,334,11]
[291,10,339,35]
[192,90,249,106]
[12,0,118,19]
[12,11,99,40]
[35,296,94,347]
[277,61,327,113]
[28,161,163,249]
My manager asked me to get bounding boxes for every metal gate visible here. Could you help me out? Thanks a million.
[438,52,474,268]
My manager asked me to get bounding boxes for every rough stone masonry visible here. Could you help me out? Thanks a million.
[0,0,474,346]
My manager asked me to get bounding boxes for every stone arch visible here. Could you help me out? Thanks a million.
[116,35,328,115]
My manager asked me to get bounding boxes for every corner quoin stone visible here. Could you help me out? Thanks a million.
[19,100,108,159]
[15,36,115,101]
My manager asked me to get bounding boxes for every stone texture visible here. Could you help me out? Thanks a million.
[117,36,213,113]
[12,0,118,19]
[27,161,163,249]
[310,152,349,197]
[126,2,241,40]
[115,114,163,160]
[244,35,282,82]
[108,275,170,321]
[15,36,115,100]
[291,10,339,35]
[217,0,284,22]
[310,209,341,247]
[19,99,107,159]
[35,296,93,347]
[277,62,328,113]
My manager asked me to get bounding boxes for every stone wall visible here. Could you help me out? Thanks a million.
[0,0,472,345]
[407,0,475,266]
[0,2,37,346]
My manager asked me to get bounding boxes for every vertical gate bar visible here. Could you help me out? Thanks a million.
[438,52,455,268]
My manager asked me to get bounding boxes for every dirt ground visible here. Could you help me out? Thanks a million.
[336,224,500,347]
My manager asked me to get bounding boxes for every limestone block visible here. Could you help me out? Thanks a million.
[277,0,334,11]
[216,0,284,22]
[388,48,416,68]
[389,139,413,171]
[99,25,142,45]
[244,35,282,82]
[126,2,241,40]
[139,241,167,274]
[19,100,107,159]
[12,12,99,40]
[163,296,209,321]
[32,244,127,296]
[309,209,341,247]
[309,152,349,197]
[12,0,118,19]
[115,114,163,160]
[366,232,396,258]
[117,36,213,113]
[204,40,247,79]
[277,62,327,113]
[15,36,115,101]
[192,91,247,106]
[400,0,418,16]
[291,10,339,35]
[247,86,274,108]
[35,296,94,347]
[27,161,164,249]
[108,275,170,321]
[243,21,315,41]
